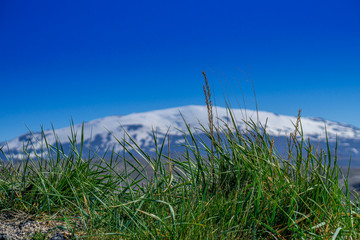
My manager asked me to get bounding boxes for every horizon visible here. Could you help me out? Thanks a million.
[1,0,359,142]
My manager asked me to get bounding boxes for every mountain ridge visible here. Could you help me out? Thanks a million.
[1,105,360,165]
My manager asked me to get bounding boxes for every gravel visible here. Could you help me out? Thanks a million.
[0,211,71,240]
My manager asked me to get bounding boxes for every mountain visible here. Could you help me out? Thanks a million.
[1,105,360,166]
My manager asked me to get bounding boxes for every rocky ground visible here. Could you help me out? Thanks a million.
[0,211,71,240]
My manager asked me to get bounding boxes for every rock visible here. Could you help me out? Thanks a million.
[49,233,67,240]
[0,233,13,240]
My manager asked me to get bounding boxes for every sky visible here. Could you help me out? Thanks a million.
[0,0,359,142]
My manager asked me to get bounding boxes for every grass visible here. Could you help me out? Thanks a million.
[0,80,359,239]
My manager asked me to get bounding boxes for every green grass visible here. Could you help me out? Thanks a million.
[1,95,359,239]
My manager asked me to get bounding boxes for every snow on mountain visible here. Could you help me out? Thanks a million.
[1,105,360,164]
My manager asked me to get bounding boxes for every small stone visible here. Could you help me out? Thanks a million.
[49,232,67,240]
[0,233,13,240]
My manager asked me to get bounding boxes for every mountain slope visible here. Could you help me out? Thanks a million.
[1,105,360,165]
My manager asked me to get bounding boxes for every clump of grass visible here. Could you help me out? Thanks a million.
[0,78,359,239]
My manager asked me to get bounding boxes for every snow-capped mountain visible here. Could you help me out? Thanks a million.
[1,105,360,166]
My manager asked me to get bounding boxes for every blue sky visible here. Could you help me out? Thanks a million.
[0,0,359,142]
